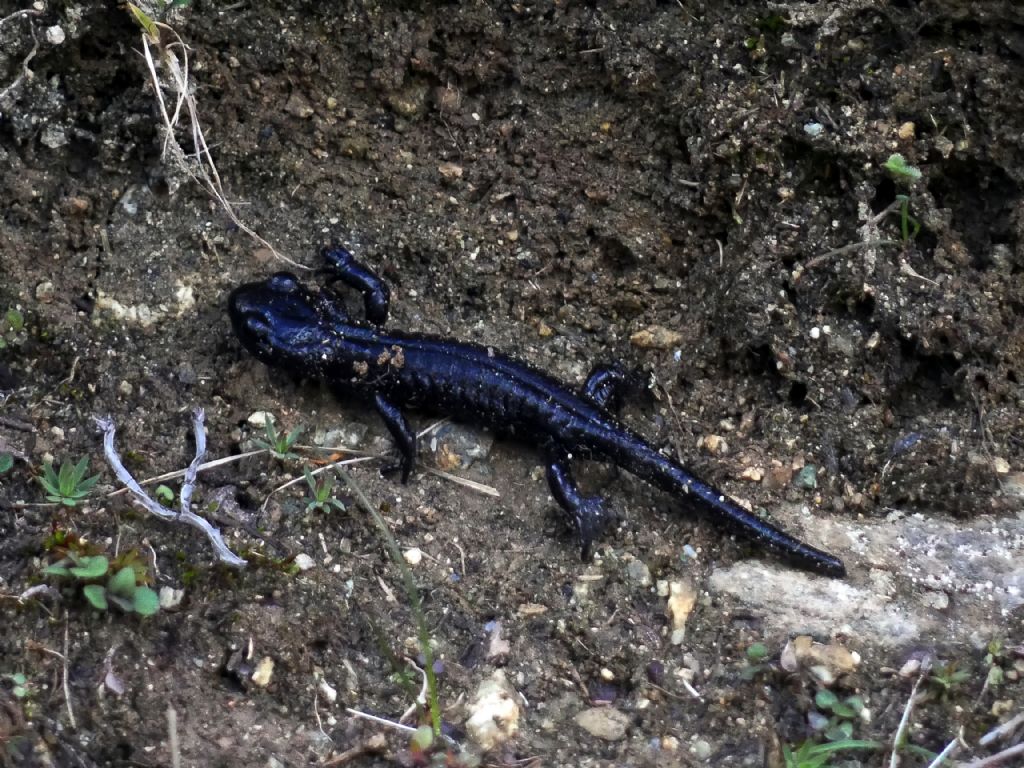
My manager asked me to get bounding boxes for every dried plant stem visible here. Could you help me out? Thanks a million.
[97,409,246,567]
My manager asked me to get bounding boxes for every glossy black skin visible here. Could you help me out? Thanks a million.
[229,247,847,577]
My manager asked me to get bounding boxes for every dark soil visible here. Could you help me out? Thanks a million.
[1,1,1022,766]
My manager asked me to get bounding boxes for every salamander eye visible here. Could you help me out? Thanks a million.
[267,273,300,293]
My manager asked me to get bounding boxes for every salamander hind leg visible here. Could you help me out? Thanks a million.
[321,245,391,326]
[580,364,630,411]
[374,393,416,483]
[546,448,617,560]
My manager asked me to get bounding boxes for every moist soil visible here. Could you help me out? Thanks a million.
[1,1,1023,766]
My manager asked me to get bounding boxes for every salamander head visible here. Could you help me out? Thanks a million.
[229,272,347,367]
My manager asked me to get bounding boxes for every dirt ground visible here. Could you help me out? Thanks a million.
[1,1,1023,766]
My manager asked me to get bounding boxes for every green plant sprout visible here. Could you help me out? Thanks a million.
[927,660,971,700]
[884,153,922,184]
[740,642,772,680]
[38,456,100,506]
[783,739,880,768]
[303,466,346,514]
[255,415,304,460]
[0,308,25,350]
[44,552,160,616]
[895,194,921,242]
[4,672,30,699]
[155,484,175,506]
[0,453,13,475]
[814,689,867,742]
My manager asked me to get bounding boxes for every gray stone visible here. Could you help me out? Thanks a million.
[574,707,630,741]
[707,509,1024,645]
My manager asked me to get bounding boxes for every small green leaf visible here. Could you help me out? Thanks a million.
[10,673,27,686]
[83,584,109,610]
[5,309,24,331]
[155,484,175,504]
[746,642,769,662]
[814,689,839,710]
[127,2,160,42]
[986,665,1004,687]
[0,453,13,473]
[38,465,61,496]
[410,724,434,752]
[70,555,109,580]
[43,558,73,576]
[69,455,89,488]
[108,566,137,597]
[76,472,101,496]
[133,586,160,616]
[883,153,922,183]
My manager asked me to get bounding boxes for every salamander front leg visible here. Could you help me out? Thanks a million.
[374,393,416,483]
[321,245,391,326]
[546,448,617,560]
[580,364,630,411]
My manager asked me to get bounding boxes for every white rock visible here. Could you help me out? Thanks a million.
[247,411,274,427]
[464,671,521,751]
[45,25,65,45]
[251,657,274,687]
[158,586,184,610]
[403,547,423,566]
[294,553,316,572]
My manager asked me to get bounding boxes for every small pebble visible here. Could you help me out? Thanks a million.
[465,671,520,751]
[897,121,916,140]
[692,739,712,760]
[630,325,684,350]
[317,677,338,703]
[251,657,274,687]
[699,434,728,456]
[574,707,630,741]
[403,547,423,566]
[667,580,697,644]
[294,553,316,572]
[45,25,65,45]
[438,162,463,180]
[35,281,55,302]
[159,587,185,610]
[247,411,274,427]
[626,559,652,587]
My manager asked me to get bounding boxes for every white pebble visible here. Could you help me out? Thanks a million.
[403,547,423,566]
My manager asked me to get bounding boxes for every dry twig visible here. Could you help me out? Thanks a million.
[134,19,304,269]
[97,409,247,567]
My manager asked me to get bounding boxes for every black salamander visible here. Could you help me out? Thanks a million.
[229,246,846,577]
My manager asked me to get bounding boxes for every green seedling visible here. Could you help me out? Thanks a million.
[38,456,100,506]
[895,194,921,242]
[740,642,772,680]
[983,639,1007,690]
[0,453,13,474]
[884,153,922,184]
[44,551,160,616]
[927,660,971,700]
[813,689,866,742]
[0,308,25,350]
[303,466,346,514]
[783,739,881,768]
[4,672,30,699]
[155,484,175,506]
[255,415,304,460]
